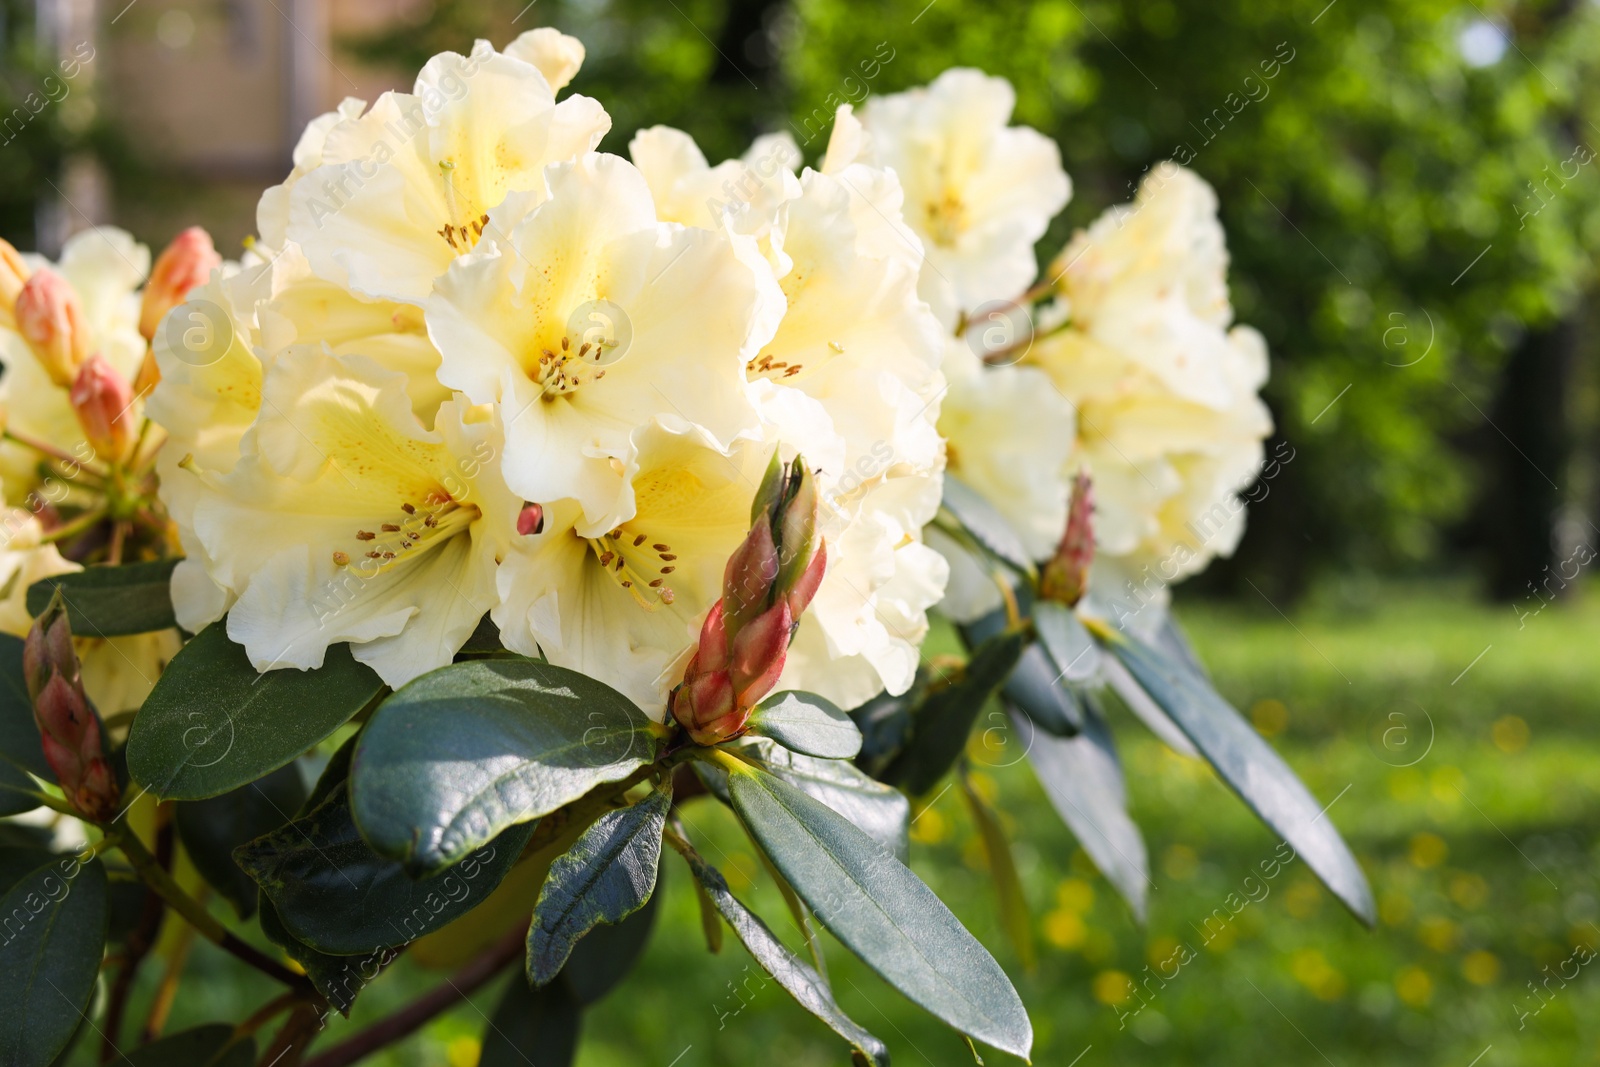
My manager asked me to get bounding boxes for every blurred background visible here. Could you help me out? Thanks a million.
[7,0,1598,1063]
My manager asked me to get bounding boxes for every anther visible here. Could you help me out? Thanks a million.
[356,530,376,541]
[333,551,349,566]
[381,523,401,532]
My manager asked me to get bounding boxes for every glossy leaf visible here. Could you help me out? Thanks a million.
[350,658,659,876]
[881,630,1026,796]
[257,900,382,1016]
[25,560,180,638]
[1102,651,1198,757]
[528,782,669,986]
[941,476,1034,574]
[480,972,581,1067]
[236,779,534,955]
[127,622,383,800]
[0,634,50,782]
[110,1024,254,1067]
[847,678,923,778]
[726,760,1032,1058]
[0,856,108,1067]
[958,769,1035,971]
[174,763,307,919]
[1019,697,1150,921]
[1033,600,1102,684]
[746,691,861,760]
[676,836,888,1066]
[1001,644,1083,737]
[1101,629,1375,924]
[562,887,660,1005]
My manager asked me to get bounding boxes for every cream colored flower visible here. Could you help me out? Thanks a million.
[426,151,781,530]
[281,42,610,304]
[182,348,517,687]
[857,70,1071,327]
[503,28,586,93]
[494,420,767,713]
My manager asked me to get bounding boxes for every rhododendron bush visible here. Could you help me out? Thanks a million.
[0,30,1368,1067]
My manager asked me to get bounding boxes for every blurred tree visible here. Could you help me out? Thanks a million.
[0,0,93,248]
[342,0,1600,599]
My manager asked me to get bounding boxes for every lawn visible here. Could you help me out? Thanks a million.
[103,585,1600,1066]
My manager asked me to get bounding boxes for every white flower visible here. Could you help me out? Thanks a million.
[1032,163,1272,613]
[279,42,610,304]
[426,151,782,530]
[494,420,768,713]
[503,28,586,93]
[857,70,1071,327]
[182,348,517,688]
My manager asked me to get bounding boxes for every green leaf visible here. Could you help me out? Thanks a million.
[847,676,925,778]
[0,760,40,818]
[0,634,50,783]
[25,560,180,638]
[725,759,1032,1059]
[881,630,1026,796]
[236,777,534,955]
[257,900,379,1016]
[1018,697,1149,921]
[174,763,307,919]
[350,658,659,876]
[0,855,108,1067]
[941,476,1035,574]
[480,973,581,1067]
[561,886,660,1005]
[110,1024,254,1066]
[1001,644,1083,737]
[674,835,889,1067]
[1033,601,1101,685]
[755,745,910,861]
[1100,628,1376,924]
[527,781,669,986]
[746,691,861,759]
[958,769,1035,972]
[127,622,383,801]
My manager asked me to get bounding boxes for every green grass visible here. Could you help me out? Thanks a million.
[120,586,1600,1066]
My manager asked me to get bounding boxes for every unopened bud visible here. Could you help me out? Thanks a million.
[721,520,778,631]
[1039,469,1094,606]
[670,664,742,747]
[728,601,792,709]
[0,238,31,328]
[25,592,118,822]
[15,268,90,387]
[140,227,221,341]
[516,502,545,536]
[70,355,137,462]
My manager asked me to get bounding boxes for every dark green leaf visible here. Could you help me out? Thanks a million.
[236,778,534,955]
[528,782,669,986]
[0,856,108,1067]
[257,899,386,1015]
[480,972,581,1067]
[127,622,383,801]
[0,846,54,896]
[675,835,888,1067]
[746,691,861,760]
[755,745,909,861]
[1033,601,1101,684]
[941,476,1035,574]
[0,634,50,782]
[1102,650,1198,757]
[25,560,180,638]
[175,764,307,919]
[0,761,39,818]
[1101,629,1375,924]
[110,1023,254,1067]
[958,770,1034,971]
[456,616,506,657]
[726,760,1032,1058]
[1001,644,1083,737]
[881,630,1026,796]
[350,658,659,876]
[847,677,924,778]
[1018,696,1149,921]
[562,886,660,1005]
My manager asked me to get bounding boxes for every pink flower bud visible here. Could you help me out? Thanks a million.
[25,593,119,822]
[0,238,31,327]
[1040,469,1095,606]
[15,268,90,387]
[728,601,792,709]
[785,540,827,617]
[671,667,741,746]
[721,520,778,632]
[70,355,137,462]
[140,226,221,341]
[694,600,731,674]
[516,502,545,536]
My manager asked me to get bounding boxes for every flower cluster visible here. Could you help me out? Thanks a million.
[847,69,1274,629]
[151,30,948,713]
[0,226,217,714]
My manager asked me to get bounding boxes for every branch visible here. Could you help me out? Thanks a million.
[101,816,173,1062]
[300,927,526,1067]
